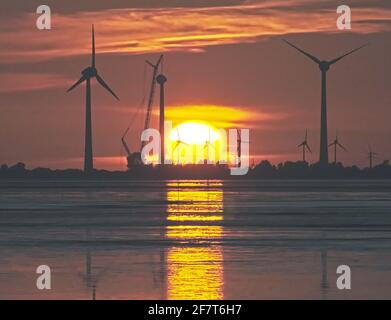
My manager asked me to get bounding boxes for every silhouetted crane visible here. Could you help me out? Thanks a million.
[142,55,164,150]
[121,55,163,168]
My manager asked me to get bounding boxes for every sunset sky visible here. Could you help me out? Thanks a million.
[0,0,390,170]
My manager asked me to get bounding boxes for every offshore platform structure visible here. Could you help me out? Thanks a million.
[121,55,164,169]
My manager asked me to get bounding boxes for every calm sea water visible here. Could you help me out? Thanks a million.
[0,179,391,300]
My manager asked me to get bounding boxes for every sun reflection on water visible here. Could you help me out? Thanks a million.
[166,180,224,300]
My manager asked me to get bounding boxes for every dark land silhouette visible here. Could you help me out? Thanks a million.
[1,160,391,179]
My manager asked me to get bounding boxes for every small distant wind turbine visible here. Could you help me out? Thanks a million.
[67,25,119,174]
[203,128,216,164]
[368,144,378,169]
[328,132,347,164]
[236,129,250,167]
[173,127,188,164]
[298,129,312,162]
[283,39,368,166]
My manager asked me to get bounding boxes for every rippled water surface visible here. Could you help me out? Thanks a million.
[1,179,391,299]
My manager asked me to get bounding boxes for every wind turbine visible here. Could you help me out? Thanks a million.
[172,127,188,164]
[298,129,312,162]
[368,144,378,169]
[203,128,215,164]
[236,129,250,167]
[67,25,119,174]
[283,39,367,166]
[328,132,347,164]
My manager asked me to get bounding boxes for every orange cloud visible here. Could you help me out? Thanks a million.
[0,2,390,63]
[164,104,285,128]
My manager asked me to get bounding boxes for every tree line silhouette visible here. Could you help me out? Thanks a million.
[1,160,391,179]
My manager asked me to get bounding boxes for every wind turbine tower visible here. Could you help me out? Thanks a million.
[284,40,367,166]
[67,25,119,174]
[156,73,167,164]
[237,129,242,168]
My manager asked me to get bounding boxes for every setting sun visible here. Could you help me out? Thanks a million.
[168,122,224,165]
[169,122,220,145]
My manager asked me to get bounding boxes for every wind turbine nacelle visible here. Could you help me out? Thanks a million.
[156,74,167,84]
[82,67,97,78]
[319,61,330,71]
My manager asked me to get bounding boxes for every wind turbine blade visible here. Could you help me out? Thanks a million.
[305,129,308,141]
[283,39,321,64]
[175,127,182,143]
[328,142,334,148]
[156,55,163,69]
[329,44,368,65]
[338,142,347,151]
[306,144,312,153]
[146,55,164,70]
[95,75,120,100]
[298,142,304,148]
[92,25,95,68]
[146,60,155,68]
[122,127,130,140]
[67,76,86,92]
